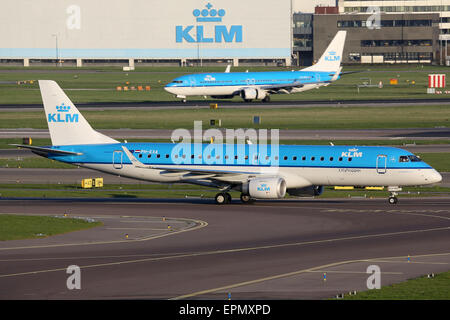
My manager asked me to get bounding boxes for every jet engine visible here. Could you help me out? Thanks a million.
[242,177,286,199]
[240,88,267,100]
[287,186,324,197]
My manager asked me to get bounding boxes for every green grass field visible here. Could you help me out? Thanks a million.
[342,271,450,300]
[0,214,102,241]
[0,105,449,130]
[1,65,450,104]
[2,138,450,150]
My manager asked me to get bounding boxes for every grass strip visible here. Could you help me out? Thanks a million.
[0,214,102,241]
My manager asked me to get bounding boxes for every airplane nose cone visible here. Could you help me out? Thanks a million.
[164,85,173,93]
[433,170,443,183]
[426,169,442,184]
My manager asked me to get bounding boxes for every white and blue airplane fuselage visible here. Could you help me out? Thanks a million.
[14,80,442,205]
[165,31,347,102]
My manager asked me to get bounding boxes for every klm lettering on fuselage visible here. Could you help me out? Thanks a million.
[341,149,363,158]
[176,4,242,43]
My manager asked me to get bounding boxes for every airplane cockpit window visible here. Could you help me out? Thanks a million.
[399,156,409,162]
[408,155,422,162]
[172,80,183,84]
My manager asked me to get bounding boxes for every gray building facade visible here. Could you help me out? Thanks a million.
[293,13,313,66]
[313,13,440,64]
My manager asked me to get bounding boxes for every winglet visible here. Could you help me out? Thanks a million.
[122,146,147,168]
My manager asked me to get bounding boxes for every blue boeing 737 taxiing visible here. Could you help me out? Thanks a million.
[13,80,442,204]
[165,31,347,102]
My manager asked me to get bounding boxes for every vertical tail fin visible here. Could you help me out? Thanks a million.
[39,80,118,146]
[302,31,347,73]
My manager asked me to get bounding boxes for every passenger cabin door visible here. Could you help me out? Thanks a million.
[113,150,123,169]
[376,155,387,174]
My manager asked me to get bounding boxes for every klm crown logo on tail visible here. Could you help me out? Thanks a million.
[325,51,340,62]
[48,102,79,123]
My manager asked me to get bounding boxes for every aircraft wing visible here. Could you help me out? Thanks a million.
[122,146,261,183]
[259,79,332,94]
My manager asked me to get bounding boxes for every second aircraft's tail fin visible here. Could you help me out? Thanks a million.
[39,80,119,146]
[302,31,347,73]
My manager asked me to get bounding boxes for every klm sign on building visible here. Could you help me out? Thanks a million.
[176,3,243,43]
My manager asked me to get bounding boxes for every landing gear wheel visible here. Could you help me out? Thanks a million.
[243,99,253,103]
[215,192,231,205]
[215,193,226,205]
[388,196,398,205]
[240,193,254,204]
[262,96,271,103]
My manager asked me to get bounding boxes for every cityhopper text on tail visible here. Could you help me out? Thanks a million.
[164,31,347,102]
[13,80,442,205]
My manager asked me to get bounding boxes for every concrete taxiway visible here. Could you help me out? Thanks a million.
[0,197,449,299]
[1,168,449,187]
[1,127,449,140]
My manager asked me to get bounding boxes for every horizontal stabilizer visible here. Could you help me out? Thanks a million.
[10,144,83,156]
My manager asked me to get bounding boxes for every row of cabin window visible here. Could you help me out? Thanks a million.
[137,153,353,162]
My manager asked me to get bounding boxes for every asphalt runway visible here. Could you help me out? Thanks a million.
[1,168,450,187]
[0,197,449,299]
[2,97,450,111]
[1,127,449,140]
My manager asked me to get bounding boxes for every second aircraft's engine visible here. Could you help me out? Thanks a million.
[240,88,267,100]
[242,177,286,199]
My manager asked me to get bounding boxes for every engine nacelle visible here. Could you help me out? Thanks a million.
[240,88,267,100]
[287,186,324,197]
[242,177,286,199]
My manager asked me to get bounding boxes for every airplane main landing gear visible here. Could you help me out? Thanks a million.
[262,96,271,103]
[215,192,232,205]
[240,193,254,204]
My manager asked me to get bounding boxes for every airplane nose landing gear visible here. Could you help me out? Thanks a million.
[387,186,402,204]
[388,196,398,204]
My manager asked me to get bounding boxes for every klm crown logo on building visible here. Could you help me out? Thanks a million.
[48,103,79,123]
[325,51,340,62]
[176,3,243,43]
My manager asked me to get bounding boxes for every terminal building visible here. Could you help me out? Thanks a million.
[335,0,450,64]
[0,0,447,67]
[313,11,440,64]
[0,0,293,67]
